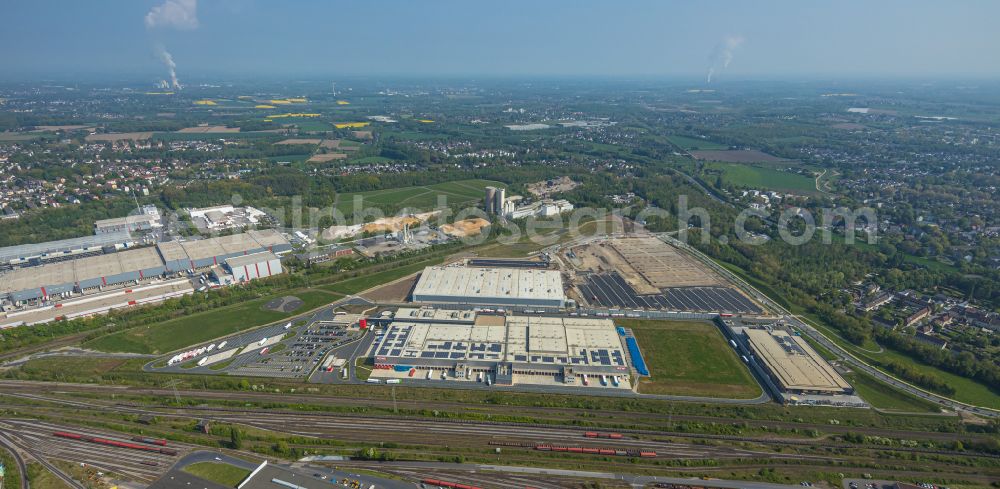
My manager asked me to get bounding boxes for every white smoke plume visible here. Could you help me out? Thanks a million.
[145,0,199,30]
[156,45,181,90]
[146,0,198,90]
[706,35,745,83]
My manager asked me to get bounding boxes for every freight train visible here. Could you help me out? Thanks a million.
[535,444,656,457]
[584,431,624,439]
[488,440,654,458]
[131,436,168,446]
[422,479,483,489]
[53,432,178,455]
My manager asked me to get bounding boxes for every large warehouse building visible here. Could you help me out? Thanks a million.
[0,229,291,302]
[370,308,631,387]
[411,266,566,308]
[743,329,853,396]
[155,229,291,271]
[0,246,166,302]
[0,230,134,269]
[224,251,283,283]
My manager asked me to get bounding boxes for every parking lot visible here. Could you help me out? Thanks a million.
[579,272,761,313]
[146,305,368,379]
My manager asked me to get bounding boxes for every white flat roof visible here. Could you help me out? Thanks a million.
[745,329,851,393]
[225,251,279,268]
[372,312,626,369]
[412,266,564,303]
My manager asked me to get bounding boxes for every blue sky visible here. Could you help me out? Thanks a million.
[3,0,999,80]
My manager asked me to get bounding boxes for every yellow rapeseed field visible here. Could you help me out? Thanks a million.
[334,122,370,129]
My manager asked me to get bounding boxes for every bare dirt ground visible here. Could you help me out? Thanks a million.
[320,139,341,148]
[363,274,419,302]
[565,236,722,293]
[360,215,427,234]
[307,153,347,163]
[689,149,789,163]
[440,218,490,237]
[569,241,660,294]
[526,175,579,197]
[610,236,721,288]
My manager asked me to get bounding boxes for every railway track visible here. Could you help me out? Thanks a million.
[0,380,984,445]
[0,418,182,483]
[0,429,84,489]
[3,392,995,462]
[0,429,30,489]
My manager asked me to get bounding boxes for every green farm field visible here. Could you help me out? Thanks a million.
[334,178,504,216]
[706,162,818,194]
[666,135,727,150]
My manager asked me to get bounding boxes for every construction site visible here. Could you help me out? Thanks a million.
[562,236,762,314]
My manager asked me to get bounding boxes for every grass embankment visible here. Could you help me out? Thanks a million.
[183,462,251,487]
[617,319,761,399]
[84,289,341,354]
[845,369,942,413]
[321,256,448,295]
[25,463,70,489]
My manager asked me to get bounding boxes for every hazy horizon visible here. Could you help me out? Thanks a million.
[3,0,1000,83]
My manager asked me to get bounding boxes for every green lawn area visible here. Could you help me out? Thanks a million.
[706,162,817,194]
[618,319,761,399]
[84,289,341,354]
[845,369,941,413]
[666,135,727,150]
[182,462,251,487]
[334,178,504,217]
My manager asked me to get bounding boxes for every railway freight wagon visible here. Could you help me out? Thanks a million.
[53,431,177,455]
[422,479,483,489]
[535,444,656,457]
[131,436,168,446]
